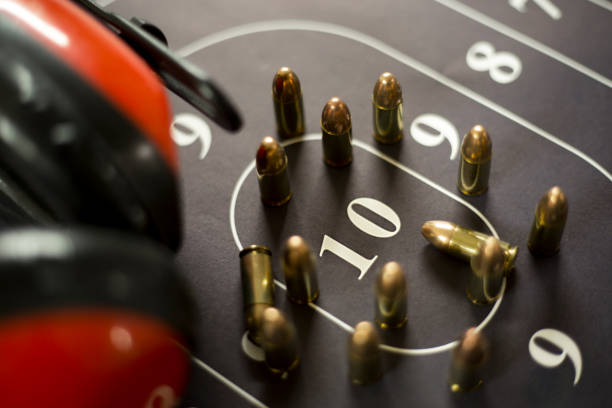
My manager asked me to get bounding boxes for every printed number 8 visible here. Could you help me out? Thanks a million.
[466,41,522,84]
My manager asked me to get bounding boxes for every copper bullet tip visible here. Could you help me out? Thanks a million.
[377,261,406,299]
[461,125,492,163]
[536,186,568,225]
[454,327,489,367]
[471,237,504,278]
[351,321,380,355]
[321,97,352,135]
[256,136,287,175]
[421,220,455,250]
[272,67,302,103]
[262,307,292,345]
[372,72,402,109]
[284,235,311,270]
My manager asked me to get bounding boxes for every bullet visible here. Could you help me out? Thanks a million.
[321,97,353,166]
[421,220,518,273]
[374,261,407,329]
[467,237,505,304]
[256,136,291,206]
[272,67,305,139]
[458,125,492,196]
[348,321,382,385]
[282,235,319,304]
[528,186,568,256]
[239,245,275,345]
[449,327,490,392]
[261,307,299,375]
[372,72,403,144]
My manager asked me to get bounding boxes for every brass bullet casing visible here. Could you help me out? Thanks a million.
[321,97,353,166]
[374,261,407,329]
[256,136,291,206]
[261,307,300,375]
[458,125,492,196]
[467,237,505,304]
[449,327,490,392]
[372,72,404,144]
[272,67,305,139]
[282,235,319,304]
[528,186,568,256]
[239,245,275,345]
[348,321,382,385]
[421,220,518,273]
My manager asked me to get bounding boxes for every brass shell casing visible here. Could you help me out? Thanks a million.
[261,307,300,375]
[256,136,291,206]
[467,237,505,305]
[449,327,489,392]
[372,72,403,144]
[458,125,492,196]
[348,321,382,385]
[421,220,518,273]
[374,262,407,329]
[528,186,568,256]
[282,235,319,304]
[272,67,305,139]
[321,97,353,166]
[239,245,275,345]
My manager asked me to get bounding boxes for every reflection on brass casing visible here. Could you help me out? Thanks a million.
[449,327,489,392]
[261,307,299,375]
[372,72,403,144]
[374,262,407,329]
[256,136,291,206]
[283,235,319,303]
[321,97,353,166]
[458,125,492,196]
[421,220,518,273]
[272,67,305,139]
[467,237,505,305]
[528,186,568,256]
[348,321,382,385]
[239,245,275,345]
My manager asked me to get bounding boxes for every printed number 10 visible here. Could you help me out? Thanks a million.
[319,197,401,280]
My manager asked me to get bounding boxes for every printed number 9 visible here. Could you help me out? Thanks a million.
[466,41,522,84]
[171,113,212,160]
[409,114,459,160]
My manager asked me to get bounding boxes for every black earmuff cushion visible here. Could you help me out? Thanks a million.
[0,14,181,249]
[0,227,196,343]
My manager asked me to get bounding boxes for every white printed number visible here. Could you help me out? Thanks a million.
[466,41,522,84]
[171,113,212,159]
[409,114,460,160]
[528,328,582,385]
[320,197,400,280]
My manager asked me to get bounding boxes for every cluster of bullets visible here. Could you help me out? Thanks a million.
[257,68,404,206]
[247,66,569,389]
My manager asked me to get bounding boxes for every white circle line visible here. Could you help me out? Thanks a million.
[176,19,611,182]
[229,134,505,356]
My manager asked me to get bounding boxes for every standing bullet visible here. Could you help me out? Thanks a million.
[374,262,407,329]
[239,245,275,345]
[321,97,353,166]
[348,321,382,385]
[372,72,403,144]
[272,67,305,139]
[528,186,568,256]
[467,237,505,304]
[282,235,319,304]
[421,220,518,273]
[256,136,291,206]
[261,307,300,375]
[458,125,492,196]
[449,327,489,392]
